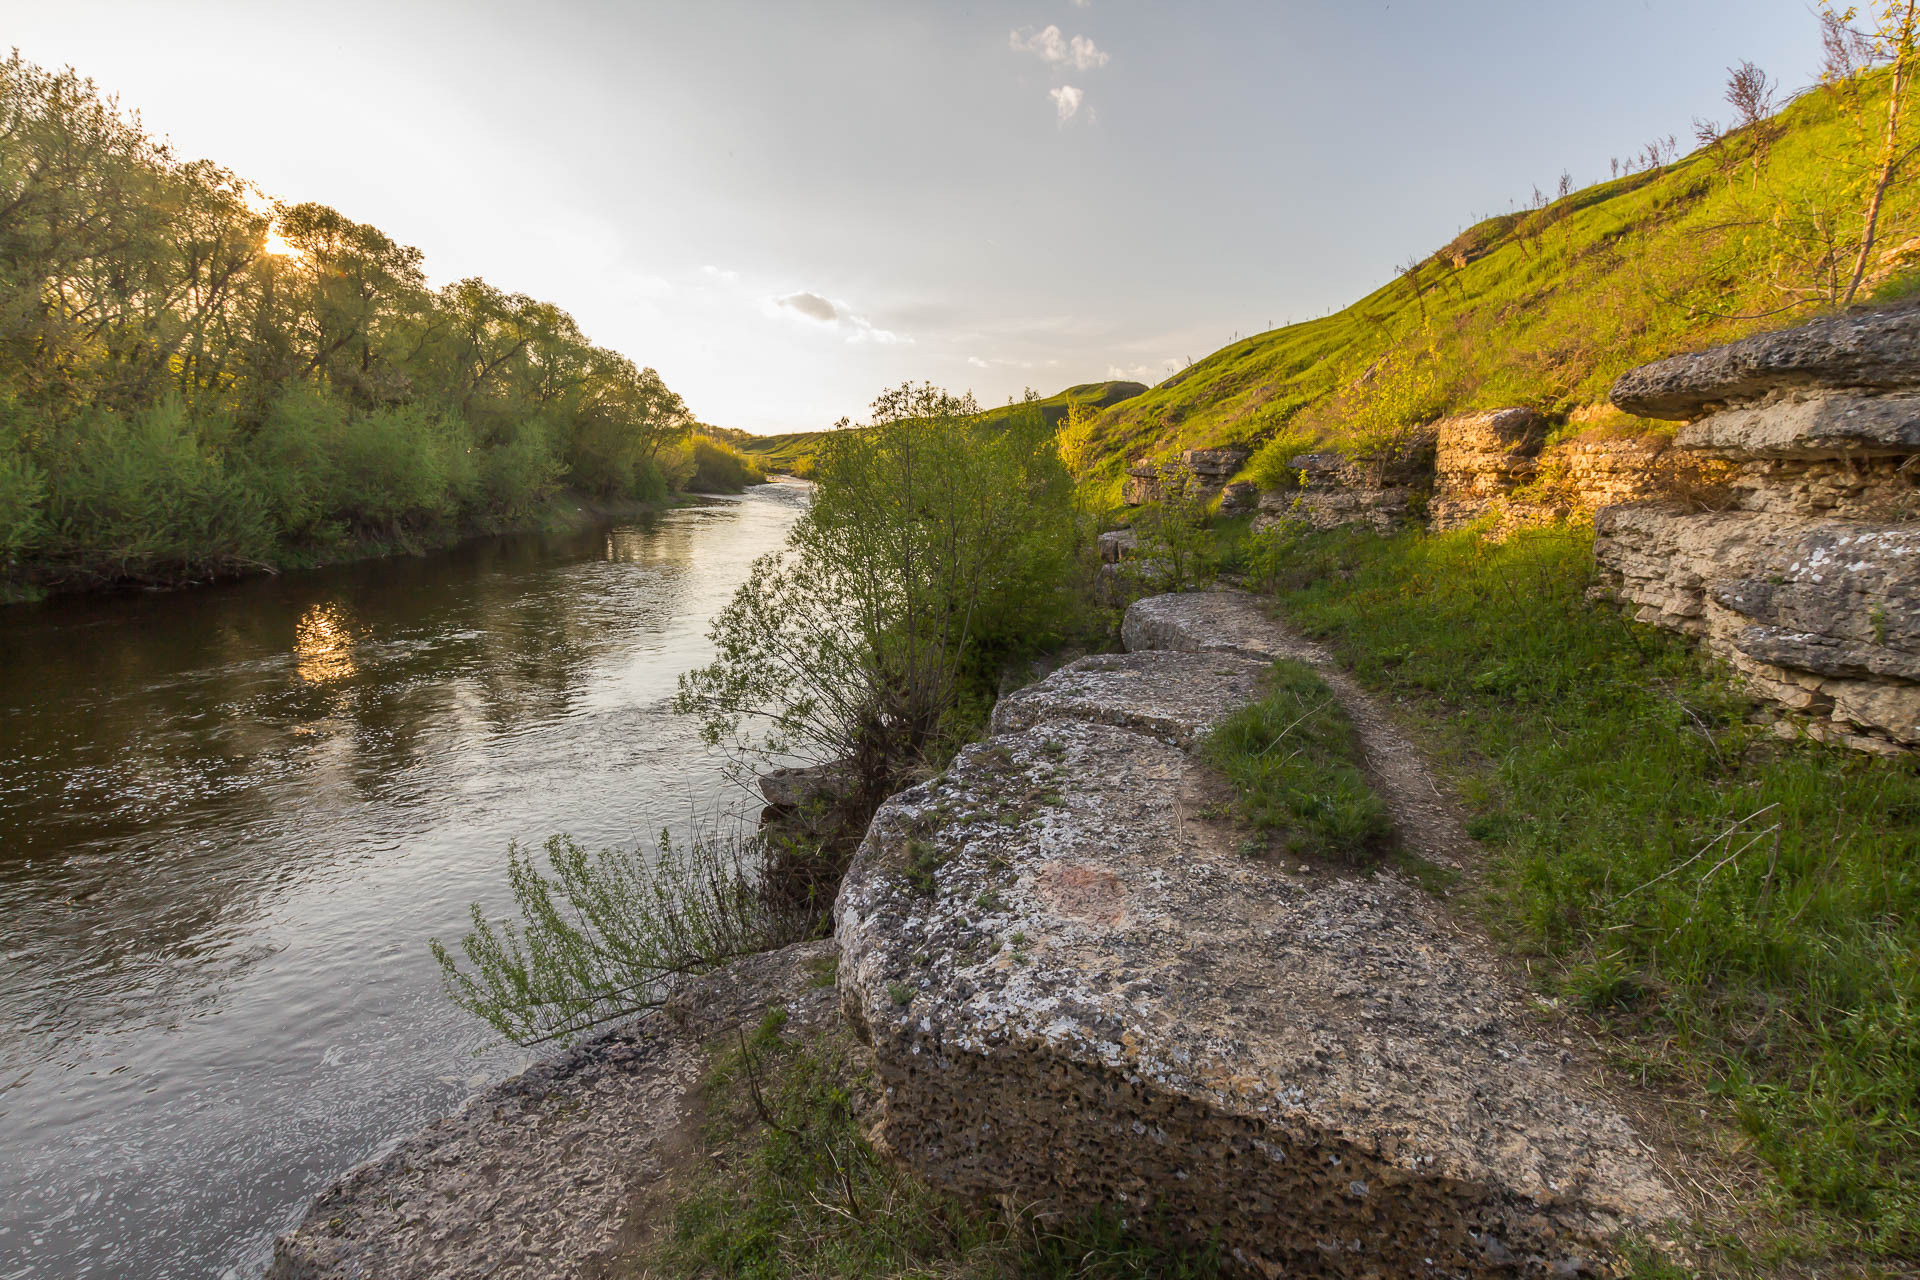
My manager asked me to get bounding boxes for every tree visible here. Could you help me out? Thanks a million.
[1825,1,1920,303]
[677,383,1077,808]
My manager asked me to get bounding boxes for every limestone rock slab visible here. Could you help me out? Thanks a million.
[269,942,837,1280]
[1611,301,1920,419]
[989,651,1272,750]
[836,718,1679,1277]
[1121,590,1314,664]
[1675,389,1920,459]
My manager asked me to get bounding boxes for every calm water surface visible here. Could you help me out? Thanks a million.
[0,481,807,1280]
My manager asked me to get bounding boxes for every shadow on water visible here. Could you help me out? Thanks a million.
[0,482,807,1280]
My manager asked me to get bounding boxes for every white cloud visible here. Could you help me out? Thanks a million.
[967,356,989,368]
[774,291,838,323]
[1049,85,1085,122]
[1009,25,1108,70]
[765,289,908,344]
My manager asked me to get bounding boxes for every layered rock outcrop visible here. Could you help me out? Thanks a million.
[1124,447,1253,507]
[1595,303,1920,752]
[1256,439,1436,533]
[838,593,1680,1277]
[1428,409,1546,531]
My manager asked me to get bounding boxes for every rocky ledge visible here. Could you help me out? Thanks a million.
[1595,303,1920,752]
[267,942,836,1280]
[836,592,1679,1278]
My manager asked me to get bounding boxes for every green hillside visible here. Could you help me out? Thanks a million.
[1079,67,1920,503]
[734,379,1148,476]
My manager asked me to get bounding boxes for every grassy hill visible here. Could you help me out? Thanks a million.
[1077,67,1920,504]
[730,380,1149,477]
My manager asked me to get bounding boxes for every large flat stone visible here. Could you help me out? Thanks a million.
[1120,590,1314,664]
[990,651,1272,750]
[1675,390,1920,459]
[837,716,1680,1277]
[1611,302,1920,419]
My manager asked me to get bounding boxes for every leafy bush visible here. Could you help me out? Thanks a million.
[37,401,274,579]
[679,384,1081,805]
[1243,425,1319,491]
[685,433,767,492]
[432,826,812,1047]
[0,428,46,567]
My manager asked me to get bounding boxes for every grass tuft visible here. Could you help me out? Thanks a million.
[1203,659,1393,864]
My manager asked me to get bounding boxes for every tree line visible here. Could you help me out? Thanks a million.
[0,52,729,592]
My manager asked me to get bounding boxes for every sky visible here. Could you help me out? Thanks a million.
[4,0,1833,433]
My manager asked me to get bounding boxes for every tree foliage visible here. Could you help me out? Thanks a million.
[677,384,1080,806]
[0,52,694,586]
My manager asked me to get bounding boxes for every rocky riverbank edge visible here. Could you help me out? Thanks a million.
[271,591,1711,1280]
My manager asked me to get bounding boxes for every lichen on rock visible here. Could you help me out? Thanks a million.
[836,594,1681,1277]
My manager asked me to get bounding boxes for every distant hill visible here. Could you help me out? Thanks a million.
[730,380,1150,477]
[1075,67,1920,503]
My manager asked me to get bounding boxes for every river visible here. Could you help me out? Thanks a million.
[0,481,807,1280]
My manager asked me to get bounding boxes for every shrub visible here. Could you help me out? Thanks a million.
[685,433,767,492]
[678,384,1079,805]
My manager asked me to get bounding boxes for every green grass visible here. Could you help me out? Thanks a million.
[1076,69,1920,506]
[1203,659,1392,864]
[1242,521,1920,1263]
[656,1008,1223,1279]
[732,380,1149,478]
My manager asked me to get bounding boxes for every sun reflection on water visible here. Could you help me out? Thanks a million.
[294,604,356,683]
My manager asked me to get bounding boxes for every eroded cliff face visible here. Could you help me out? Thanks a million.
[836,593,1681,1279]
[1593,304,1920,753]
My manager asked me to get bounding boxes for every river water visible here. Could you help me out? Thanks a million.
[0,481,807,1280]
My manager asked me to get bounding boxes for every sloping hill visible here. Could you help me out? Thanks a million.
[1079,68,1920,503]
[735,379,1149,476]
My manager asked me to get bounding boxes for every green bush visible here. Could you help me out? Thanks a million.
[0,428,47,567]
[1243,426,1319,491]
[37,401,273,579]
[685,433,767,492]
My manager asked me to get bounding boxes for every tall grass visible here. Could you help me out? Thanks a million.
[1248,523,1920,1259]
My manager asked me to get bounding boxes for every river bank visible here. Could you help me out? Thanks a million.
[272,591,1708,1280]
[0,486,754,605]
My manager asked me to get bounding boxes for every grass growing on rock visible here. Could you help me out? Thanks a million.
[1244,521,1920,1263]
[1203,660,1392,864]
[655,1008,1223,1279]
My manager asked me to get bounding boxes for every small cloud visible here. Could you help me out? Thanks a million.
[765,289,909,345]
[968,356,989,368]
[775,291,839,323]
[702,264,741,284]
[1050,85,1085,122]
[1010,25,1108,70]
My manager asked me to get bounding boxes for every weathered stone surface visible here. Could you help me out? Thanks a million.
[989,650,1272,750]
[268,942,836,1280]
[1260,442,1434,533]
[1593,505,1920,747]
[1611,301,1920,419]
[1121,589,1301,663]
[838,708,1679,1278]
[1676,389,1920,459]
[1429,409,1546,530]
[1595,311,1920,752]
[1097,528,1139,564]
[1727,455,1920,521]
[760,759,856,809]
[1124,448,1254,508]
[1219,479,1261,514]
